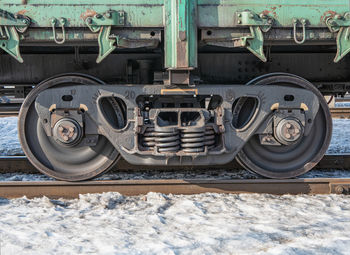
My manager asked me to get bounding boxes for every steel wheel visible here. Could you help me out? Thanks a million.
[235,73,332,178]
[18,74,122,181]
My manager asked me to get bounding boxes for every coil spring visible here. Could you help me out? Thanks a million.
[141,127,156,150]
[180,126,216,153]
[141,127,180,152]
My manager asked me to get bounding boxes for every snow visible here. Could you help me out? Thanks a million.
[0,117,22,156]
[327,119,350,154]
[0,192,350,254]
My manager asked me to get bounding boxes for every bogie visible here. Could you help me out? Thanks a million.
[0,1,341,180]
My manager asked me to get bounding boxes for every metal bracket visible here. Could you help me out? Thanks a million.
[51,18,66,44]
[96,26,117,63]
[85,11,126,62]
[326,12,350,62]
[85,11,159,63]
[85,11,125,32]
[0,9,30,63]
[293,18,307,44]
[234,11,274,62]
[234,26,267,62]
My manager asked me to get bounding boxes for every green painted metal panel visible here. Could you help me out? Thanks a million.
[198,0,349,27]
[165,0,197,69]
[1,0,350,64]
[1,2,164,27]
[2,0,349,28]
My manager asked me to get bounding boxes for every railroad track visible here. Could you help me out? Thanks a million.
[0,178,349,198]
[0,155,349,198]
[329,108,350,119]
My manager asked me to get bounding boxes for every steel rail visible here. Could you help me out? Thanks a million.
[0,154,350,173]
[0,178,349,198]
[329,107,350,119]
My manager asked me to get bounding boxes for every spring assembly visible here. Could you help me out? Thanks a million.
[141,127,156,150]
[141,126,216,153]
[204,126,216,150]
[181,126,216,153]
[141,127,180,152]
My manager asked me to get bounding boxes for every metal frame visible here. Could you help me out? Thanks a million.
[34,84,319,166]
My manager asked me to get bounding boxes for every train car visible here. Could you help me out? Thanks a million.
[0,0,348,181]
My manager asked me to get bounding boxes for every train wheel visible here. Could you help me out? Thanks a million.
[235,73,332,178]
[18,74,122,181]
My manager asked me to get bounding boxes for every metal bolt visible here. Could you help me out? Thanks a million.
[295,128,300,134]
[237,13,242,18]
[285,133,291,139]
[286,123,291,129]
[335,186,344,194]
[58,126,64,132]
[69,127,74,132]
[237,20,242,24]
[63,136,69,141]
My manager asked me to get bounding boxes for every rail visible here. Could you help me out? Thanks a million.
[0,178,349,198]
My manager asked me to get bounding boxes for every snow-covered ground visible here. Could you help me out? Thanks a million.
[0,117,22,155]
[1,192,350,254]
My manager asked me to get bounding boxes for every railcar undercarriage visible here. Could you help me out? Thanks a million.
[0,0,347,180]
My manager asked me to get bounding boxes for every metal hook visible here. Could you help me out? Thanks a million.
[51,18,66,44]
[293,18,306,44]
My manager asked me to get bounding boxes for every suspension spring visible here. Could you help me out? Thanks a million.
[181,126,216,153]
[141,126,216,153]
[141,127,156,150]
[141,127,180,152]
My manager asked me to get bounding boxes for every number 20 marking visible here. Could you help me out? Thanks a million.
[125,90,135,99]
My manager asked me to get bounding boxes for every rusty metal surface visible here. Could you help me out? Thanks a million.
[0,154,350,174]
[329,108,350,119]
[0,178,350,198]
